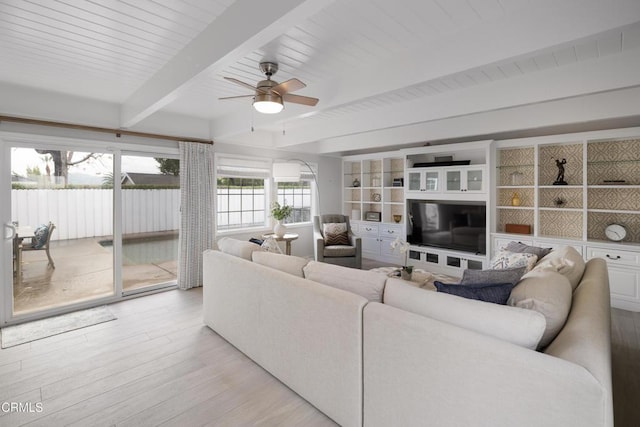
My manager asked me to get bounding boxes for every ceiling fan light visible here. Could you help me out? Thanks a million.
[253,93,284,114]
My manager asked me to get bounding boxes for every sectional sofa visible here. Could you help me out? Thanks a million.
[202,238,612,427]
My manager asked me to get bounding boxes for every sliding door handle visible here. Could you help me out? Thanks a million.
[4,222,17,240]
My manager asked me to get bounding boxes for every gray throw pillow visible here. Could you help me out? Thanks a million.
[434,281,515,305]
[505,241,552,259]
[460,267,526,286]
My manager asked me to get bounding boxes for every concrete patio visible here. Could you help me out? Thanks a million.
[13,237,177,315]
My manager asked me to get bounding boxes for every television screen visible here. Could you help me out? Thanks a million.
[407,200,486,254]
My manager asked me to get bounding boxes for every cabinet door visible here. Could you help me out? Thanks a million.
[424,170,440,192]
[465,168,484,192]
[445,170,462,192]
[608,267,639,300]
[406,169,441,193]
[362,236,380,256]
[444,167,485,193]
[407,171,422,191]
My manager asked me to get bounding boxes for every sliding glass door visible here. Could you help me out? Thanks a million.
[120,153,179,294]
[2,137,180,324]
[4,144,115,319]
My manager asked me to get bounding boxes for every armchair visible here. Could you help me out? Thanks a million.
[313,214,362,269]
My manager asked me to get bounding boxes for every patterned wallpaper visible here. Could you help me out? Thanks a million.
[539,187,583,209]
[539,143,583,186]
[498,188,534,207]
[497,147,535,186]
[588,212,640,243]
[587,139,640,185]
[588,188,640,211]
[497,209,534,234]
[539,210,583,239]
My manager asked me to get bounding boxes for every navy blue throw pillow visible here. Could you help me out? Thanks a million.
[434,281,515,305]
[32,224,49,249]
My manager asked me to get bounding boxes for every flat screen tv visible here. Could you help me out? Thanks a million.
[407,200,486,255]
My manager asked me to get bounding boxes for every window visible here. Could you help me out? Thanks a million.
[277,180,312,224]
[216,156,270,231]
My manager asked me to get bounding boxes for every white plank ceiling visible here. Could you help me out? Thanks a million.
[1,0,640,154]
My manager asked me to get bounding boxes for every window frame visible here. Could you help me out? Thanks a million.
[215,154,271,233]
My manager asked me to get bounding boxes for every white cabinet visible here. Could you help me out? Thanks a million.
[406,169,441,194]
[354,221,404,263]
[407,245,486,276]
[587,245,640,311]
[444,166,486,193]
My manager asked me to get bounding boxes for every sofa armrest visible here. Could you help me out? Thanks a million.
[350,235,362,268]
[314,230,325,261]
[363,303,611,427]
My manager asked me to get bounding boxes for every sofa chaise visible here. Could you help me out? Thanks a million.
[202,238,612,427]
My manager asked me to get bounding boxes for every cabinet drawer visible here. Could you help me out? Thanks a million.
[359,224,379,236]
[380,224,403,238]
[587,247,640,267]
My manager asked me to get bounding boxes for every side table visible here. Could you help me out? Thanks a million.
[261,233,299,255]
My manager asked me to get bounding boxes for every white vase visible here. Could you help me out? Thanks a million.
[274,220,286,238]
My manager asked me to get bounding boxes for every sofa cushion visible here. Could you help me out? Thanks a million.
[324,245,356,257]
[509,270,572,348]
[490,249,537,272]
[459,267,525,286]
[304,261,386,302]
[217,237,264,260]
[434,281,515,305]
[383,278,546,349]
[323,222,349,246]
[251,251,310,278]
[531,246,585,291]
[505,241,552,259]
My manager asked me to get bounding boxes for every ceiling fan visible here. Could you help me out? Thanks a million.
[219,62,319,114]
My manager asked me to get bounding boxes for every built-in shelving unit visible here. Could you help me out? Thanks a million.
[343,152,405,263]
[493,129,640,311]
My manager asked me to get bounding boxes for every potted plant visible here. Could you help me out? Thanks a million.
[390,236,413,280]
[271,201,293,238]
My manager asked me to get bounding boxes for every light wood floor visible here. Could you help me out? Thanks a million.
[0,289,336,426]
[1,289,638,426]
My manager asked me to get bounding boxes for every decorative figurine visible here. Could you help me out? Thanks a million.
[553,197,566,207]
[511,192,521,206]
[553,158,568,185]
[352,178,360,187]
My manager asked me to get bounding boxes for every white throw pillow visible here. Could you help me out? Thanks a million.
[490,249,538,272]
[216,237,263,260]
[531,246,585,291]
[508,270,572,348]
[384,278,546,350]
[303,261,386,302]
[251,251,309,278]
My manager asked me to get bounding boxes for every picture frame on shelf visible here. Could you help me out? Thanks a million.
[364,211,381,222]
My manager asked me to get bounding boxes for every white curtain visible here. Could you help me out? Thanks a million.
[178,141,215,289]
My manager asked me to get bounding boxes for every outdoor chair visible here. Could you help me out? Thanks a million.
[313,214,361,269]
[22,222,56,268]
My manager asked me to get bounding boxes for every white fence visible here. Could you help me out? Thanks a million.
[11,189,180,241]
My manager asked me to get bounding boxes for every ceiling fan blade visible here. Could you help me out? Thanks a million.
[283,93,319,106]
[218,95,255,100]
[272,78,306,96]
[223,77,266,94]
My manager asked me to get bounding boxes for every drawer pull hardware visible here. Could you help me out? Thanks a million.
[606,254,621,260]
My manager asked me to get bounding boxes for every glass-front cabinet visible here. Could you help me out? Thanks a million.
[406,169,441,193]
[444,166,485,193]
